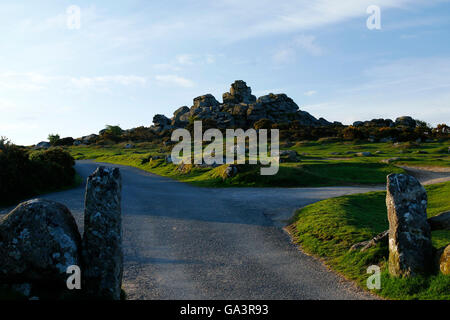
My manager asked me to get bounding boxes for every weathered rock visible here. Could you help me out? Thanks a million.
[0,199,82,285]
[193,94,220,109]
[439,245,450,275]
[381,157,400,164]
[223,80,256,104]
[124,143,134,149]
[427,211,450,231]
[172,106,190,127]
[33,141,51,150]
[386,174,433,277]
[151,114,174,134]
[173,106,190,118]
[353,118,394,128]
[395,116,416,128]
[280,150,300,163]
[356,152,372,157]
[81,134,98,145]
[149,80,333,130]
[223,164,238,178]
[82,167,123,300]
[296,110,325,126]
[153,114,171,127]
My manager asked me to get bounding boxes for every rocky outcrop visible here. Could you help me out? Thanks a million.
[82,167,123,300]
[386,174,433,277]
[395,116,417,128]
[33,142,51,150]
[151,114,174,134]
[223,80,256,104]
[172,106,190,127]
[353,118,395,127]
[0,200,82,286]
[427,211,450,231]
[280,150,300,163]
[150,80,332,133]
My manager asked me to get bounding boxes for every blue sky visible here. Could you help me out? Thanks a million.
[1,0,449,145]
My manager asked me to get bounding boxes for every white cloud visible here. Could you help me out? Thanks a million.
[69,75,147,88]
[294,35,323,56]
[304,90,317,96]
[176,54,195,66]
[273,48,296,64]
[155,75,195,88]
[201,0,426,42]
[0,72,54,91]
[272,34,322,64]
[0,72,147,91]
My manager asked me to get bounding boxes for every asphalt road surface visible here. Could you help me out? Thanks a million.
[3,160,382,300]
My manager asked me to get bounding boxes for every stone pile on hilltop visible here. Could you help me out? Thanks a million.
[150,80,339,133]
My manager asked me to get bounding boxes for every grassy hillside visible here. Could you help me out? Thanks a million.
[66,140,450,187]
[288,181,450,300]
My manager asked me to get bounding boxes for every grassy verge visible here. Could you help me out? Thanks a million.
[288,181,450,300]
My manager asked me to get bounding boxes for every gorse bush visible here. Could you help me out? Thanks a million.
[30,147,75,187]
[48,134,60,146]
[0,138,76,205]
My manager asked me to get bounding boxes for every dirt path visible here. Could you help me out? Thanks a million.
[399,165,450,185]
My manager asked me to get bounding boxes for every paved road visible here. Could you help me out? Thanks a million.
[3,160,381,300]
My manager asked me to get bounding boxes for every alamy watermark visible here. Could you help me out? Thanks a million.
[171,121,280,175]
[66,265,81,290]
[367,5,381,30]
[366,265,381,290]
[67,5,81,30]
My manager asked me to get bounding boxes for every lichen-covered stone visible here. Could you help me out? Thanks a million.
[82,166,123,300]
[0,199,81,285]
[439,245,450,275]
[386,174,433,277]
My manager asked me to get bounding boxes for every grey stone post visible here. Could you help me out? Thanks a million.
[386,174,432,277]
[82,166,122,299]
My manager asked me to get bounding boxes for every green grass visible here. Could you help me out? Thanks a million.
[288,181,450,300]
[290,140,450,167]
[66,140,431,187]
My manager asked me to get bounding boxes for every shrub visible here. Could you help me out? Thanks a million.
[341,126,366,140]
[122,126,155,142]
[100,125,124,143]
[48,134,60,146]
[0,139,76,205]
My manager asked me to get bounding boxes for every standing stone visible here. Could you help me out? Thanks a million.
[386,174,432,277]
[82,167,122,300]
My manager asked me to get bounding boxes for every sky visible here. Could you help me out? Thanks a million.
[0,0,449,145]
